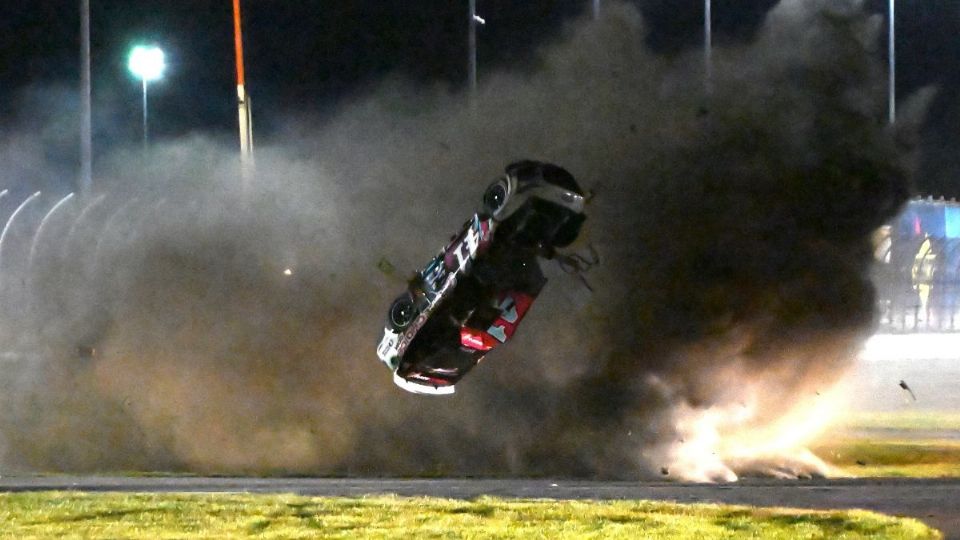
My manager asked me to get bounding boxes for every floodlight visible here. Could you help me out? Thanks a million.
[128,45,165,82]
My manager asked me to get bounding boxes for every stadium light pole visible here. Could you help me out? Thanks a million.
[468,0,485,93]
[79,0,92,196]
[127,45,165,148]
[888,0,896,124]
[704,0,712,94]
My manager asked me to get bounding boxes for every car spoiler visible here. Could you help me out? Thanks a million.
[393,372,456,396]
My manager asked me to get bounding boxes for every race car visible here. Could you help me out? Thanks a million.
[376,160,587,395]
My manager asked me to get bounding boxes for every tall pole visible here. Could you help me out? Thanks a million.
[128,45,164,149]
[592,0,600,19]
[468,0,477,93]
[888,0,896,124]
[142,78,148,148]
[704,0,712,94]
[233,0,254,164]
[79,0,92,195]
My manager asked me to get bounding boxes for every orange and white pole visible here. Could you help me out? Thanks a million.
[233,0,254,164]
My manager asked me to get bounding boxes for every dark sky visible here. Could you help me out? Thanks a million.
[1,1,959,193]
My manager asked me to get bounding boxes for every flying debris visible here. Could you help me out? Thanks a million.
[376,161,587,395]
[899,380,917,402]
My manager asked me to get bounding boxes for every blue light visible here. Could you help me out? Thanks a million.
[945,206,960,239]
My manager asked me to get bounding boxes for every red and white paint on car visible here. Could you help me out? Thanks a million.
[460,291,535,352]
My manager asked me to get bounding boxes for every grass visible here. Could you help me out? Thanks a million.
[814,438,960,478]
[835,411,960,432]
[815,410,960,478]
[0,492,940,539]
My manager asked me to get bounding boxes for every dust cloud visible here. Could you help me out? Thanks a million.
[0,0,926,479]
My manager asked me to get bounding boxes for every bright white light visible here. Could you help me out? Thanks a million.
[473,15,486,25]
[283,268,293,276]
[128,45,166,82]
[860,333,960,361]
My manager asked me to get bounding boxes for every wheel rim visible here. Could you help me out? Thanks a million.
[390,297,416,328]
[483,180,508,214]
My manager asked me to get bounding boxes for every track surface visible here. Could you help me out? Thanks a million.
[0,476,956,538]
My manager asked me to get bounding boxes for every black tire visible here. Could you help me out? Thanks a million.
[540,163,583,195]
[551,211,586,248]
[389,294,418,330]
[505,161,583,195]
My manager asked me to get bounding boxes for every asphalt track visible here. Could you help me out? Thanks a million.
[0,476,956,538]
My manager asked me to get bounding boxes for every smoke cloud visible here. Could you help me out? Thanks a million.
[0,0,925,480]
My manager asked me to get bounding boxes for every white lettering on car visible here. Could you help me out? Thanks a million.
[387,215,497,362]
[453,220,481,272]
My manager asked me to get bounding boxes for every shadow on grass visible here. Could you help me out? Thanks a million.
[29,507,163,525]
[247,519,272,533]
[764,513,900,536]
[445,504,496,518]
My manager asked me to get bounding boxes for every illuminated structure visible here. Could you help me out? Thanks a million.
[127,45,166,147]
[873,197,960,332]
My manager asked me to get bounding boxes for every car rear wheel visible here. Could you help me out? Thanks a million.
[482,179,510,215]
[389,295,418,330]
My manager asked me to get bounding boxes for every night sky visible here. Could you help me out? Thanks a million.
[1,1,959,194]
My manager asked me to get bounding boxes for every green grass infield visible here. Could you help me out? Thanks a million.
[0,492,940,539]
[837,411,960,432]
[815,410,960,477]
[815,438,960,478]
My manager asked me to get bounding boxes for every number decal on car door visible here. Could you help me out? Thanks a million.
[487,324,508,343]
[497,296,518,323]
[487,296,519,343]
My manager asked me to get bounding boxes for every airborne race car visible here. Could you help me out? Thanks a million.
[376,161,587,395]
